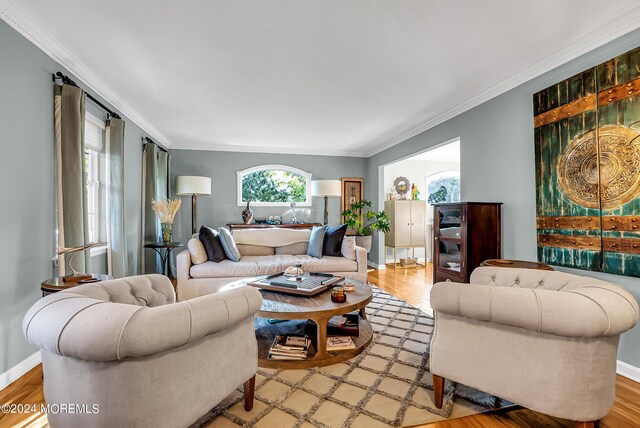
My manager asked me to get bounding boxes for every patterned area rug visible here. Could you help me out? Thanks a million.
[193,286,511,427]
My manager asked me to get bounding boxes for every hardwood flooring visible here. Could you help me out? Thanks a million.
[0,266,638,427]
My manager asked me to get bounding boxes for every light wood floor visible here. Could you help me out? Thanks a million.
[1,266,639,427]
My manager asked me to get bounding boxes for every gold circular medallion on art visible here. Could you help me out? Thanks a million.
[558,125,640,209]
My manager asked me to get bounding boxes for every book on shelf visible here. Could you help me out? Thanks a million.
[268,333,309,360]
[327,312,360,336]
[326,335,356,351]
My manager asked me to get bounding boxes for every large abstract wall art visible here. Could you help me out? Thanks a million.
[534,45,640,277]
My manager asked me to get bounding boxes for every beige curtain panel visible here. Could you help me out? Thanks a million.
[141,142,170,274]
[106,117,127,277]
[54,84,90,276]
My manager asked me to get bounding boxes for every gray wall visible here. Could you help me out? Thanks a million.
[0,19,148,375]
[170,150,367,242]
[366,28,640,367]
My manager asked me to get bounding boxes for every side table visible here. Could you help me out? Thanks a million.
[143,242,184,278]
[41,274,113,296]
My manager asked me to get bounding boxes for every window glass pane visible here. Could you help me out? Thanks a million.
[427,171,460,204]
[241,169,307,203]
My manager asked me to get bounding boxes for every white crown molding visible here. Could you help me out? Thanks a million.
[0,0,174,149]
[175,142,367,157]
[364,6,640,158]
[0,351,41,390]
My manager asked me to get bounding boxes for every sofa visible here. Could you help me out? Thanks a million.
[177,227,368,300]
[23,274,263,428]
[429,267,639,427]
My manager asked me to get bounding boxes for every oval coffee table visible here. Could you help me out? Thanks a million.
[253,279,373,369]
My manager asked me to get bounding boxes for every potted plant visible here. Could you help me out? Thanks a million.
[342,200,390,252]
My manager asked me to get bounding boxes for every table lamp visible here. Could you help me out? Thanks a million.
[176,176,212,234]
[311,180,342,225]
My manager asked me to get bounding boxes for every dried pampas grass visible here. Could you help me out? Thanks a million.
[151,198,182,224]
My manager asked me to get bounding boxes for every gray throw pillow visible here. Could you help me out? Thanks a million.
[307,225,327,259]
[218,227,242,262]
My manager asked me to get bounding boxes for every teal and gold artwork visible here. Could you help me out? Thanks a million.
[534,45,640,277]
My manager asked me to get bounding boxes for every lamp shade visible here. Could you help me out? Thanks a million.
[311,180,341,197]
[175,176,211,196]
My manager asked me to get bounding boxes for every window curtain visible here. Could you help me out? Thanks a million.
[106,118,127,278]
[54,84,90,275]
[141,142,170,274]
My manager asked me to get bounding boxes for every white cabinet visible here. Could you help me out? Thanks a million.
[384,200,427,266]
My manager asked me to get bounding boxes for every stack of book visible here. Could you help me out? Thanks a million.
[327,336,356,351]
[268,333,309,360]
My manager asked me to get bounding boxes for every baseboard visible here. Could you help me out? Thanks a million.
[0,351,41,391]
[617,360,640,383]
[368,261,386,269]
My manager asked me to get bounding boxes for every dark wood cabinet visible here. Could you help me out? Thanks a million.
[432,202,502,283]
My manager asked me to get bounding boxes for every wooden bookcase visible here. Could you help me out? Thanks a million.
[432,202,502,283]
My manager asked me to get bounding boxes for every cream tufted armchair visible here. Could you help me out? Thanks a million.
[23,274,263,428]
[429,267,639,428]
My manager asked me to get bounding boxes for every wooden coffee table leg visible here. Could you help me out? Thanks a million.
[359,307,367,320]
[315,316,329,359]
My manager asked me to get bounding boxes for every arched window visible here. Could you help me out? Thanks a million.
[426,171,460,204]
[237,165,312,206]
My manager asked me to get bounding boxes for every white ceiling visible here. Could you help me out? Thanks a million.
[411,140,459,163]
[3,1,640,157]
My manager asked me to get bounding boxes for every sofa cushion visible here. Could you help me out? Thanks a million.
[297,255,358,273]
[323,224,347,257]
[276,242,308,255]
[237,244,275,256]
[341,236,356,260]
[218,227,241,262]
[189,254,358,278]
[187,238,208,264]
[307,225,327,258]
[199,226,226,263]
[233,228,311,247]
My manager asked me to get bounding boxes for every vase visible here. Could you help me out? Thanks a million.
[242,201,254,224]
[161,222,172,243]
[355,235,372,253]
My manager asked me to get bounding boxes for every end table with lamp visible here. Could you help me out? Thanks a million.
[144,242,184,278]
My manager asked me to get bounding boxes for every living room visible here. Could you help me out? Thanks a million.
[2,1,640,427]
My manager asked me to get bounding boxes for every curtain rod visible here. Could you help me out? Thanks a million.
[52,72,122,119]
[143,136,168,152]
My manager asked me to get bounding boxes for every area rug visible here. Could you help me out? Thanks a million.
[193,286,511,427]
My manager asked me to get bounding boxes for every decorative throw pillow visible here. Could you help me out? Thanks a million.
[187,238,207,264]
[307,225,327,259]
[341,236,356,260]
[323,224,347,257]
[199,226,227,263]
[218,227,242,262]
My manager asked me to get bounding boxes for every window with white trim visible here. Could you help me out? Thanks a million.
[237,165,312,206]
[84,113,106,243]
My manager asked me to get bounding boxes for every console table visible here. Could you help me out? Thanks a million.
[227,223,320,231]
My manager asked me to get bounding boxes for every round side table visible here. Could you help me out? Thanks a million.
[143,242,184,278]
[41,274,113,296]
[480,259,554,271]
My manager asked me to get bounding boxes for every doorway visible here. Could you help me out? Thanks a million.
[381,138,460,266]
